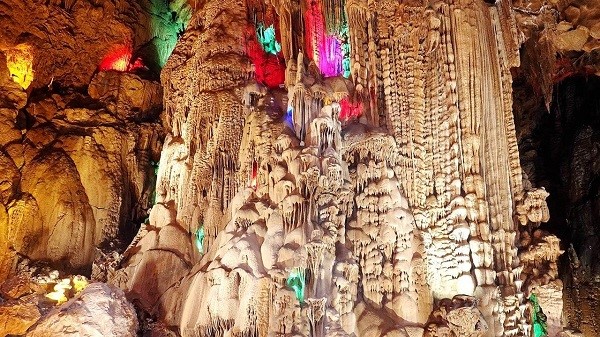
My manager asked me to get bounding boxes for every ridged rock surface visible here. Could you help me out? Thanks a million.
[0,53,162,280]
[27,283,138,337]
[117,0,567,336]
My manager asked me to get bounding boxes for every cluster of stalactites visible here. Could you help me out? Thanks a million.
[245,1,286,88]
[218,76,358,334]
[283,53,362,150]
[336,0,549,335]
[303,0,350,78]
[249,0,350,82]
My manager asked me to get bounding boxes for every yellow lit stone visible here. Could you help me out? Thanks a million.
[45,291,67,304]
[45,279,72,304]
[5,44,34,90]
[72,275,88,293]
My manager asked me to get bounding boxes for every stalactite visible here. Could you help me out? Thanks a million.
[304,0,325,64]
[306,297,327,337]
[136,1,564,336]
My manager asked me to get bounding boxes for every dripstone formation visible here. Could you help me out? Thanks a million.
[116,0,561,336]
[1,0,598,336]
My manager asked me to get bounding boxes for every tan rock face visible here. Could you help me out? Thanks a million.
[115,0,565,336]
[0,0,580,336]
[89,71,163,119]
[19,150,97,267]
[0,149,19,205]
[0,50,162,280]
[27,283,138,337]
[424,296,488,337]
[0,56,27,109]
[0,1,141,89]
[114,216,193,320]
[0,274,33,300]
[0,298,40,336]
[554,26,590,51]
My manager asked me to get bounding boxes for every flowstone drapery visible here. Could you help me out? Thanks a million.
[116,0,565,336]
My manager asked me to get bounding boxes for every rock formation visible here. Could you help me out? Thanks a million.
[1,0,599,336]
[28,282,138,337]
[116,0,568,336]
[0,63,163,280]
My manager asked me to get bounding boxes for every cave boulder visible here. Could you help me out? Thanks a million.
[27,283,138,337]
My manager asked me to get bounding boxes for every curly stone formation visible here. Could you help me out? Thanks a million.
[3,0,598,335]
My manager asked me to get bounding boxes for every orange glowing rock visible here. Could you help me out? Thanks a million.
[5,44,34,89]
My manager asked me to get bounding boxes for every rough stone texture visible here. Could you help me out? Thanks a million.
[27,283,138,337]
[117,0,564,336]
[0,55,162,280]
[113,212,193,321]
[89,71,163,118]
[1,0,598,335]
[0,274,33,300]
[0,0,189,89]
[424,296,488,337]
[0,54,27,109]
[0,0,134,88]
[0,297,40,336]
[20,150,97,267]
[554,26,590,51]
[513,5,600,335]
[513,58,600,336]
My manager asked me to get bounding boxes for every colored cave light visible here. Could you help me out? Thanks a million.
[194,226,206,254]
[342,49,351,78]
[45,278,71,304]
[245,24,286,89]
[304,0,325,64]
[250,160,258,189]
[286,269,306,303]
[323,0,351,77]
[339,97,362,121]
[285,107,294,128]
[148,0,191,68]
[304,0,351,78]
[256,24,281,55]
[319,35,344,77]
[340,26,351,78]
[98,45,144,72]
[6,44,34,89]
[44,276,88,305]
[72,275,89,293]
[529,294,548,337]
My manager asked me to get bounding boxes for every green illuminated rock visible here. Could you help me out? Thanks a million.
[529,294,548,337]
[256,24,281,55]
[286,269,306,303]
[145,0,192,69]
[194,226,206,254]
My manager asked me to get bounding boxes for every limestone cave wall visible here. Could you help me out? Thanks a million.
[0,0,598,336]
